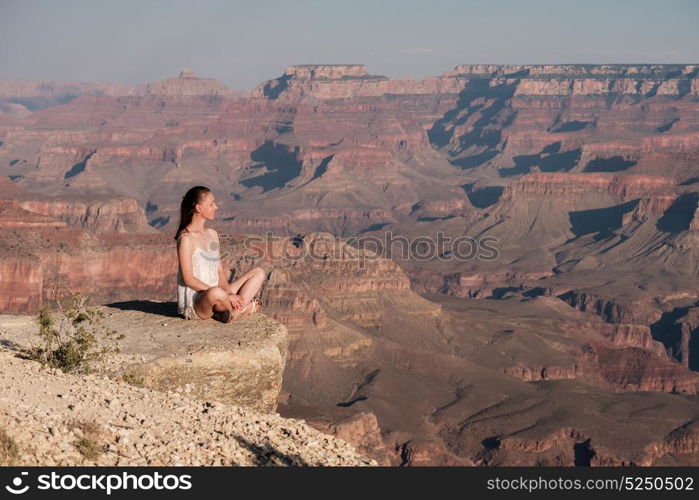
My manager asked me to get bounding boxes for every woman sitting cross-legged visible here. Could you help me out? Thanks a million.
[175,185,265,323]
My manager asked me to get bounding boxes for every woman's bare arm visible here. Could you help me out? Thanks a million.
[177,233,213,292]
[211,229,243,309]
[213,230,234,293]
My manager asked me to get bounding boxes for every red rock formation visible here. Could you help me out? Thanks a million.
[622,193,677,224]
[0,200,67,229]
[147,70,240,97]
[249,267,326,329]
[690,204,699,232]
[254,64,699,101]
[252,64,467,99]
[502,173,676,201]
[19,198,154,233]
[444,64,699,96]
[0,228,176,314]
[307,412,392,465]
[558,290,662,325]
[602,323,668,358]
[581,341,698,393]
[503,364,580,382]
[0,174,155,234]
[644,422,699,465]
[0,102,32,118]
[0,255,44,313]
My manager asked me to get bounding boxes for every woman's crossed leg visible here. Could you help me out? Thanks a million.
[193,266,266,321]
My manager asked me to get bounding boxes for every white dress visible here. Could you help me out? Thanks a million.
[177,244,220,320]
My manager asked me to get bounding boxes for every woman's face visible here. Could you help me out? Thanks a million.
[196,192,218,220]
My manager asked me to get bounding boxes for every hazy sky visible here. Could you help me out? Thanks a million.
[1,0,697,89]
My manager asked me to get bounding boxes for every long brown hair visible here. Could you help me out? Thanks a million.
[174,186,211,240]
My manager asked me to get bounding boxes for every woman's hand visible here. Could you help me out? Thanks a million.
[228,293,243,310]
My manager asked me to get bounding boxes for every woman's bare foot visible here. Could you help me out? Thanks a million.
[230,299,262,320]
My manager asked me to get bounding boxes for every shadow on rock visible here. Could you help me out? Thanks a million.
[105,300,180,318]
[233,436,310,466]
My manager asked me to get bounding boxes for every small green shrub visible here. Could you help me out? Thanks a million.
[26,290,124,374]
[73,438,101,461]
[0,427,20,465]
[121,371,145,387]
[69,420,103,461]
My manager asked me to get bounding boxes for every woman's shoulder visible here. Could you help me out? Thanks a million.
[207,228,219,239]
[176,230,193,251]
[176,230,192,241]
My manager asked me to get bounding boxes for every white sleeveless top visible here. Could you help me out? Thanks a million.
[176,233,221,317]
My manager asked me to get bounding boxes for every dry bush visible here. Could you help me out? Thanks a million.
[26,290,124,374]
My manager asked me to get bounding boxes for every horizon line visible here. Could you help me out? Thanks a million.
[1,61,698,90]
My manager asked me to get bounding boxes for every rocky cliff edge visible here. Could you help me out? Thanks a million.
[0,304,375,466]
